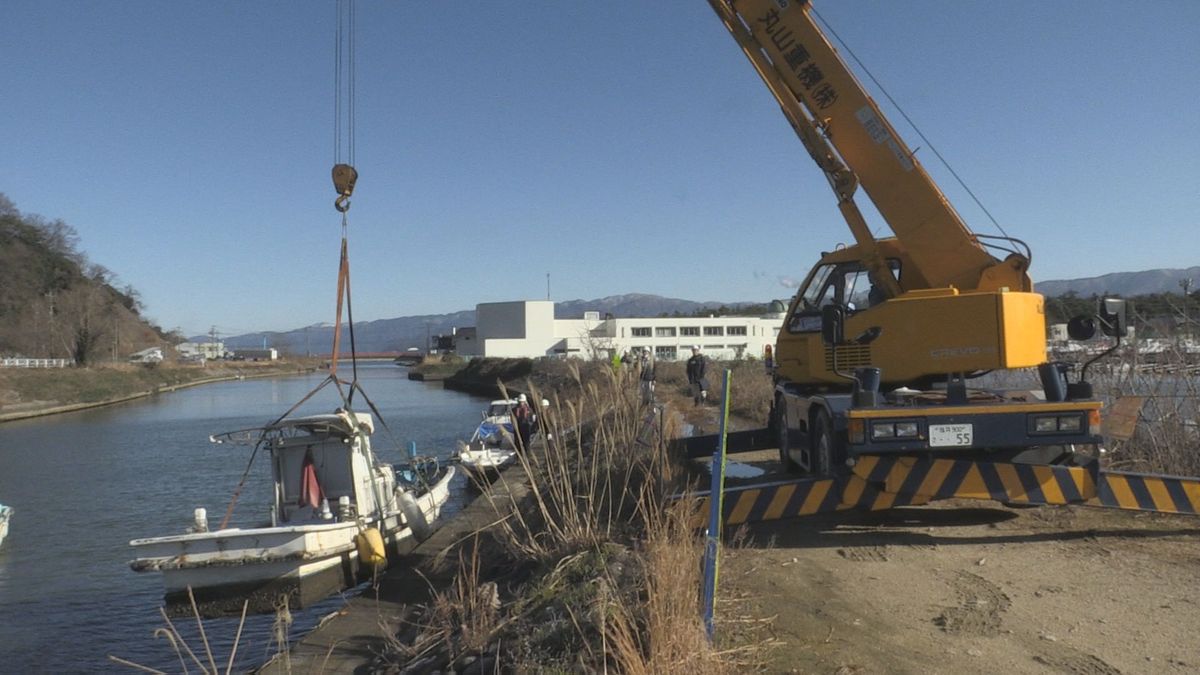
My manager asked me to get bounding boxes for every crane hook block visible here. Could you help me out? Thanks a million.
[332,164,358,213]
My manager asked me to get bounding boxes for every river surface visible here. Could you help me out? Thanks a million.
[0,363,492,673]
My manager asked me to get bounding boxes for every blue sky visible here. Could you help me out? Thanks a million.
[3,1,1198,337]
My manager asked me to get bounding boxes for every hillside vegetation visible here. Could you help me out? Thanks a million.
[0,194,168,364]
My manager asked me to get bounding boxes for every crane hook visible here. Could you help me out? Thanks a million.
[332,163,358,213]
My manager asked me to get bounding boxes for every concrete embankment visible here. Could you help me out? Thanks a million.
[410,357,535,398]
[258,463,532,673]
[0,364,316,424]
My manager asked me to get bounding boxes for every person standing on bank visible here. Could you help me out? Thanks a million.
[686,346,708,405]
[639,348,656,404]
[513,394,534,452]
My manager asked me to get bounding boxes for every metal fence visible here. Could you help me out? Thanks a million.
[0,358,73,368]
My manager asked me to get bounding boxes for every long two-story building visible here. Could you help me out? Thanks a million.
[453,300,784,362]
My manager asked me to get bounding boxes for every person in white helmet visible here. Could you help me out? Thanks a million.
[686,346,708,405]
[513,393,534,452]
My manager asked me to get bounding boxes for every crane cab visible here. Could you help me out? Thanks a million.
[777,241,1048,390]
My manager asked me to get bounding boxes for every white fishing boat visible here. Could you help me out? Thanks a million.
[129,409,454,615]
[454,399,518,484]
[0,503,12,549]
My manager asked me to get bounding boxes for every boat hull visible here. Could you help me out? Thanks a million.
[0,505,11,549]
[456,446,517,487]
[130,466,454,616]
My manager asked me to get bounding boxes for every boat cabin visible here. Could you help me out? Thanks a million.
[261,411,396,525]
[484,400,516,420]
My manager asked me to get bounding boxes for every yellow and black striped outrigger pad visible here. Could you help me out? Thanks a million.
[695,455,1200,527]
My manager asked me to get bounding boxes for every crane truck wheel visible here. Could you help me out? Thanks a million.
[776,397,800,473]
[811,409,836,477]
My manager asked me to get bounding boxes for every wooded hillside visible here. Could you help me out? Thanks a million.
[0,194,168,365]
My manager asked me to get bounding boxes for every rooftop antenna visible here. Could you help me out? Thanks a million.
[546,272,551,301]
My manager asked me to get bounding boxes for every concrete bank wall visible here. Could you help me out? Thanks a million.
[0,368,313,424]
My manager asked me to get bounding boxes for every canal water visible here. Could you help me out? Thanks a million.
[0,363,492,673]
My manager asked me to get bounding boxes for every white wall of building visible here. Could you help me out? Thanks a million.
[177,341,226,360]
[459,300,783,361]
[476,301,533,340]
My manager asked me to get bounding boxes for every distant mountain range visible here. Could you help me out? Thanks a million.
[209,293,760,355]
[1036,266,1200,298]
[209,269,1197,354]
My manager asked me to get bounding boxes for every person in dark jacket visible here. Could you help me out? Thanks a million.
[638,348,656,403]
[686,346,708,405]
[513,394,534,452]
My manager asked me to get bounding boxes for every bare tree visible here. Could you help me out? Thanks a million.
[52,284,116,365]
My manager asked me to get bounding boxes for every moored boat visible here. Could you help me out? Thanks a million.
[0,503,12,549]
[454,399,518,485]
[129,409,453,615]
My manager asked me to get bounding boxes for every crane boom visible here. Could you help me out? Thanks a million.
[711,0,1003,292]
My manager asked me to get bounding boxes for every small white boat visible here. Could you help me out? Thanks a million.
[0,503,12,549]
[129,409,454,615]
[454,399,518,484]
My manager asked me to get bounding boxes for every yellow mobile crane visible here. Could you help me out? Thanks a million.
[688,1,1200,521]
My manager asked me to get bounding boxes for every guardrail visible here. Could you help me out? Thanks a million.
[0,358,73,368]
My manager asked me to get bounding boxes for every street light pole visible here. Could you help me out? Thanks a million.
[1181,278,1193,341]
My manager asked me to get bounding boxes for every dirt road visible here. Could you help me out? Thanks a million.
[707,449,1200,674]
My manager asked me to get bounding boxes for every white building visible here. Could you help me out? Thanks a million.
[177,341,228,360]
[455,300,784,361]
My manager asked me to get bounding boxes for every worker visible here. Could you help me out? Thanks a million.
[686,346,708,405]
[513,394,534,452]
[638,348,656,404]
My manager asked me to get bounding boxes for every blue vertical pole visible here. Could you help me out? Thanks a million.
[702,369,732,642]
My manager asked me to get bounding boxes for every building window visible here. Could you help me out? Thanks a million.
[704,326,724,336]
[631,327,651,337]
[680,326,700,337]
[655,346,677,360]
[655,327,676,337]
[727,326,747,336]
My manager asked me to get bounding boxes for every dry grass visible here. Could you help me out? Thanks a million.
[654,359,774,425]
[381,360,768,672]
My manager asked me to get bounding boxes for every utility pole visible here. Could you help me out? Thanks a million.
[1181,278,1193,341]
[46,290,56,359]
[546,272,551,301]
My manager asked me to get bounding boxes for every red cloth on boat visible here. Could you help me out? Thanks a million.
[299,447,324,509]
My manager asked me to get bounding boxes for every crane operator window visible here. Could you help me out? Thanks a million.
[788,260,900,333]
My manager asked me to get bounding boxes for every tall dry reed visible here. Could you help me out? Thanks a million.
[408,360,758,671]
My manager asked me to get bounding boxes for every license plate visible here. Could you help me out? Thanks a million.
[930,423,973,447]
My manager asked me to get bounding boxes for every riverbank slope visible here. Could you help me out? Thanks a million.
[0,360,319,422]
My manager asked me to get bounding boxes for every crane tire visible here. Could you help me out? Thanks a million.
[776,397,800,473]
[812,408,836,477]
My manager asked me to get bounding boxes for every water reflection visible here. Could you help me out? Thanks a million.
[0,363,489,673]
